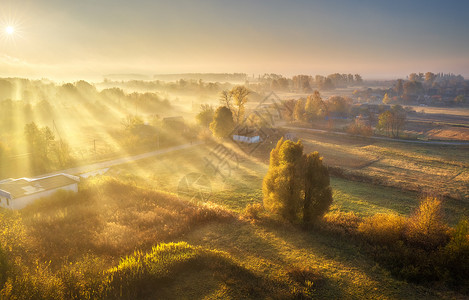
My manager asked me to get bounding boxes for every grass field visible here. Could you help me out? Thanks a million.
[286,129,469,201]
[112,144,469,225]
[1,142,468,298]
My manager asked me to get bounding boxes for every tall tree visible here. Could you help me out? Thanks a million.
[395,79,404,96]
[219,90,232,108]
[293,99,306,121]
[263,138,304,221]
[303,152,332,224]
[281,99,296,122]
[425,72,436,84]
[263,138,332,224]
[209,106,235,138]
[354,74,363,84]
[378,111,393,136]
[196,104,214,127]
[378,105,407,137]
[230,86,250,124]
[24,122,56,171]
[305,90,326,121]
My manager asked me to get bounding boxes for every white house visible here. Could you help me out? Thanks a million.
[0,173,80,209]
[233,134,261,144]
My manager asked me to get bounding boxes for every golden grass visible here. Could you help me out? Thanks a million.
[20,176,233,264]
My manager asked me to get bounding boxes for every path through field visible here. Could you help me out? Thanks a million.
[34,141,203,179]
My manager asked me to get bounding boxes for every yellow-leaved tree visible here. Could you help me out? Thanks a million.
[263,138,332,224]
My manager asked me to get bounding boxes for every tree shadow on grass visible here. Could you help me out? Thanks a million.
[107,250,291,300]
[184,218,446,299]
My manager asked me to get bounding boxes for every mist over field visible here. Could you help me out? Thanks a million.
[0,0,468,299]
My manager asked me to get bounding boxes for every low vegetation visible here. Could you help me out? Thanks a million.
[0,176,234,299]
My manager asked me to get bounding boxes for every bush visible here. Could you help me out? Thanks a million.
[243,203,264,221]
[443,218,469,287]
[404,196,450,250]
[320,211,361,235]
[358,213,406,245]
[2,262,65,300]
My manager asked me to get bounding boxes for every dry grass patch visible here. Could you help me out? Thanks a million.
[21,176,233,263]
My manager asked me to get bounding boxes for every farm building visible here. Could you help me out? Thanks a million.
[0,173,80,209]
[233,125,279,144]
[233,134,261,144]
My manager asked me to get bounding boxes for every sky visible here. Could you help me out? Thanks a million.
[0,0,468,81]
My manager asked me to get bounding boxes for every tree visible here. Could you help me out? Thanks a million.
[305,90,326,121]
[209,106,235,138]
[454,95,466,104]
[303,152,332,224]
[293,99,306,121]
[424,72,436,84]
[25,122,53,159]
[404,81,423,95]
[52,140,73,168]
[219,90,232,108]
[382,93,392,104]
[196,104,214,127]
[121,115,144,131]
[378,111,393,136]
[405,196,449,250]
[326,96,350,117]
[263,138,304,221]
[230,86,250,124]
[409,73,419,81]
[281,99,296,122]
[24,122,56,171]
[263,138,332,224]
[354,74,363,84]
[390,105,407,137]
[320,78,335,90]
[395,79,404,97]
[377,105,407,137]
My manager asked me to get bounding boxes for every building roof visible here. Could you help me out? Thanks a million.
[0,174,79,199]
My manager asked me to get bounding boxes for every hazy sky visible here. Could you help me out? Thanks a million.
[0,0,468,80]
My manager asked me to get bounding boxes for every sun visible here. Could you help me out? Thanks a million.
[6,26,14,35]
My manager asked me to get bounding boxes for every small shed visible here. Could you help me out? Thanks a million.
[0,173,80,209]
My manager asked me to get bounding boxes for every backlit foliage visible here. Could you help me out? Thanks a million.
[263,138,332,224]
